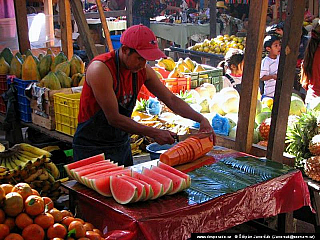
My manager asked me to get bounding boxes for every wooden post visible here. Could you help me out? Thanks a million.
[209,0,217,38]
[44,0,55,47]
[14,0,30,54]
[266,0,305,163]
[96,0,113,52]
[59,0,74,59]
[235,0,268,153]
[126,0,133,27]
[70,0,98,60]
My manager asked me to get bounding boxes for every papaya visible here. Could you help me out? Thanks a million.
[0,47,13,66]
[78,75,85,86]
[38,53,44,61]
[39,54,53,79]
[56,70,72,88]
[0,57,10,74]
[10,55,23,78]
[32,56,40,66]
[70,55,85,76]
[15,52,24,63]
[22,55,26,61]
[71,73,84,87]
[39,72,61,90]
[25,49,33,57]
[46,48,55,57]
[54,61,70,77]
[51,52,67,71]
[22,55,40,81]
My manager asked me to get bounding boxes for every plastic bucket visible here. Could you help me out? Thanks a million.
[146,142,177,160]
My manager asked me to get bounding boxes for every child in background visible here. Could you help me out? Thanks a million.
[260,35,281,98]
[218,48,245,92]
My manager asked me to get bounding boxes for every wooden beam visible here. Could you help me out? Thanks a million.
[44,0,55,47]
[209,0,217,38]
[70,0,98,60]
[235,0,268,153]
[266,0,305,163]
[14,0,30,54]
[126,0,133,27]
[59,0,73,59]
[96,0,113,52]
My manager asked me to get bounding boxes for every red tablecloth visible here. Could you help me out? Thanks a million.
[63,149,311,240]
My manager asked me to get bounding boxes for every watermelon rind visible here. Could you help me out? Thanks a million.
[132,171,163,200]
[157,161,191,188]
[142,167,173,196]
[110,176,138,204]
[151,166,186,195]
[72,164,120,183]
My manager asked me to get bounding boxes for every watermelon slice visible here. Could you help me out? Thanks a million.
[80,166,125,186]
[157,161,191,188]
[72,165,123,183]
[91,169,132,196]
[71,162,118,181]
[64,153,105,177]
[70,160,115,172]
[151,166,186,195]
[142,167,173,195]
[119,175,153,201]
[132,171,163,200]
[117,175,146,202]
[110,176,138,204]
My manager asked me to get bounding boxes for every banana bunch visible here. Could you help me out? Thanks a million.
[157,57,176,71]
[130,137,144,156]
[0,143,51,183]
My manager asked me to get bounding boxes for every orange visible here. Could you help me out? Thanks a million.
[34,212,54,229]
[22,224,45,240]
[32,189,40,196]
[49,208,63,223]
[4,233,24,240]
[92,228,103,236]
[4,218,15,231]
[0,184,13,195]
[83,222,94,231]
[68,221,86,238]
[0,224,10,239]
[25,195,45,216]
[85,231,101,240]
[12,183,33,201]
[15,212,33,229]
[0,186,5,202]
[3,192,24,217]
[0,209,5,224]
[78,238,90,240]
[47,223,67,239]
[74,218,85,224]
[52,238,64,240]
[61,216,75,227]
[42,197,54,211]
[60,210,72,218]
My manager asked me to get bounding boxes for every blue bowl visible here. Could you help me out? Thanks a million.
[146,142,177,160]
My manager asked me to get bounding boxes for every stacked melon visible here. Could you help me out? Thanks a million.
[64,154,191,204]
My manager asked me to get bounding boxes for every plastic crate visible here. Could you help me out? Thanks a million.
[53,93,81,136]
[184,65,223,92]
[163,76,191,94]
[152,66,170,78]
[8,78,38,122]
[110,35,121,49]
[0,75,8,114]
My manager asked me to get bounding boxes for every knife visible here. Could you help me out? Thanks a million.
[173,132,213,142]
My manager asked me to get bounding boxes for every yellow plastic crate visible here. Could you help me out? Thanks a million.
[53,93,81,136]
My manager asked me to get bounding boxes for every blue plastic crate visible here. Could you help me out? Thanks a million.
[110,35,122,50]
[8,78,38,122]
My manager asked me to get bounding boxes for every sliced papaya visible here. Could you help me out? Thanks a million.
[198,137,214,153]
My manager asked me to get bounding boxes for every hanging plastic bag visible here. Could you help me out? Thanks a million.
[211,113,230,136]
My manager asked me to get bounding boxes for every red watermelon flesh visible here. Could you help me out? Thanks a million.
[64,153,105,176]
[71,160,115,172]
[119,175,152,201]
[92,169,132,197]
[73,165,122,183]
[157,161,191,188]
[70,162,117,181]
[80,166,125,186]
[142,167,173,195]
[151,166,186,195]
[110,176,138,204]
[132,171,163,200]
[117,175,146,202]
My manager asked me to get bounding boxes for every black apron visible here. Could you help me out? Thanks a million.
[225,73,242,93]
[73,50,138,166]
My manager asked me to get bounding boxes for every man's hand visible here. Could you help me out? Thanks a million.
[152,129,176,145]
[199,118,216,144]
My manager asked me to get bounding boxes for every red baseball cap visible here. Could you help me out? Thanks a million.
[120,24,167,61]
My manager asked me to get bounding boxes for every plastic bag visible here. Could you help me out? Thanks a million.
[146,97,162,115]
[211,113,230,136]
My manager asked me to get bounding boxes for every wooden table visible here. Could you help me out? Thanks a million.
[62,147,311,239]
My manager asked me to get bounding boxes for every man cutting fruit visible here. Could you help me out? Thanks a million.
[73,24,215,166]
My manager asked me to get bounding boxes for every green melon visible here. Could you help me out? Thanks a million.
[132,171,163,200]
[110,176,138,204]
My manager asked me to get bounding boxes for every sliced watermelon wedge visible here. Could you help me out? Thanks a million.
[81,166,125,187]
[91,169,132,196]
[110,176,138,204]
[151,166,186,195]
[70,160,115,172]
[117,175,146,202]
[157,161,191,188]
[142,167,173,196]
[64,153,105,177]
[72,165,122,183]
[132,171,163,200]
[119,175,153,201]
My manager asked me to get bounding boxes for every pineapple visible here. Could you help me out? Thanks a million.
[259,118,271,140]
[309,134,320,155]
[304,156,320,181]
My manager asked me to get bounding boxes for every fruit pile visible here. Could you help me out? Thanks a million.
[65,154,191,204]
[0,47,85,88]
[0,183,104,240]
[0,143,64,201]
[188,34,246,55]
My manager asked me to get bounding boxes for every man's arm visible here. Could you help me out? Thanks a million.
[86,61,176,145]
